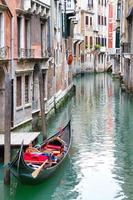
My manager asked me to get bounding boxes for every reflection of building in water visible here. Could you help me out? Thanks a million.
[112,82,133,199]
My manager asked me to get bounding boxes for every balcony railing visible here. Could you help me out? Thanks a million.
[41,49,52,58]
[116,48,120,54]
[73,33,84,42]
[0,46,10,60]
[122,43,131,54]
[18,48,35,59]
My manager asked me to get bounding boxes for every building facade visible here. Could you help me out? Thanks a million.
[73,0,108,73]
[0,0,12,133]
[107,0,120,75]
[120,0,133,91]
[0,0,76,133]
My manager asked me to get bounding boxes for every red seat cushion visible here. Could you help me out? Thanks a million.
[45,144,61,150]
[24,152,48,164]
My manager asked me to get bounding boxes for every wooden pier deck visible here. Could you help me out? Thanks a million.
[0,132,40,147]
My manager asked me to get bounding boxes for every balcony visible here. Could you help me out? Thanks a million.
[41,49,52,59]
[66,0,76,14]
[122,43,131,53]
[122,42,131,59]
[100,46,106,53]
[107,48,120,55]
[23,0,50,18]
[116,48,120,54]
[23,0,50,9]
[18,48,35,59]
[73,33,84,43]
[0,46,10,60]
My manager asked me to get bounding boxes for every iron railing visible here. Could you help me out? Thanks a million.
[122,43,131,54]
[116,48,120,54]
[41,48,52,58]
[18,48,35,59]
[0,46,9,59]
[41,49,49,58]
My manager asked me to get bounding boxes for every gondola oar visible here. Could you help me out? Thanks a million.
[31,159,48,178]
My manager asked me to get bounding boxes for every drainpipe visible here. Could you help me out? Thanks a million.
[11,15,14,126]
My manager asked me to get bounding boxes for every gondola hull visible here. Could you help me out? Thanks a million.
[9,121,71,184]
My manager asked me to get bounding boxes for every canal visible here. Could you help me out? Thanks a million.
[1,73,133,200]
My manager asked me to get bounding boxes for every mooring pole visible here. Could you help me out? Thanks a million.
[4,72,11,184]
[38,66,47,140]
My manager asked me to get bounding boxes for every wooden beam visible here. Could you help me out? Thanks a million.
[38,67,47,140]
[4,72,11,184]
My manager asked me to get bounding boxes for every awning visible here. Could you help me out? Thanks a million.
[127,7,133,20]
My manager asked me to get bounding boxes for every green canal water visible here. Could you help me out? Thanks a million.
[1,73,133,200]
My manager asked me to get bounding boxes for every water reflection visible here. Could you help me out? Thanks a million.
[2,73,133,199]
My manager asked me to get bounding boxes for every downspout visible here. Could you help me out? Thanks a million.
[11,15,14,128]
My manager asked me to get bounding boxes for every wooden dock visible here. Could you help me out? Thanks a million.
[0,132,40,147]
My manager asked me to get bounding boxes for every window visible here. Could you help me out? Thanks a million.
[17,17,21,53]
[85,36,88,47]
[104,17,106,26]
[104,38,106,46]
[90,36,93,46]
[96,37,98,44]
[101,16,104,25]
[117,3,121,19]
[86,16,89,25]
[90,17,92,26]
[25,18,30,50]
[98,15,100,25]
[25,75,29,104]
[0,13,4,48]
[98,37,100,45]
[88,0,93,8]
[102,37,104,46]
[41,23,44,55]
[16,76,22,107]
[41,21,47,56]
[116,28,120,48]
[17,16,23,56]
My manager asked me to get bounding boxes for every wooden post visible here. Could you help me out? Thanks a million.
[38,67,47,140]
[4,72,11,184]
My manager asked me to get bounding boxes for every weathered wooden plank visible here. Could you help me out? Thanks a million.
[0,132,40,146]
[4,72,11,184]
[38,66,47,140]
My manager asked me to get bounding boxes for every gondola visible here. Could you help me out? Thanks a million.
[8,121,71,184]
